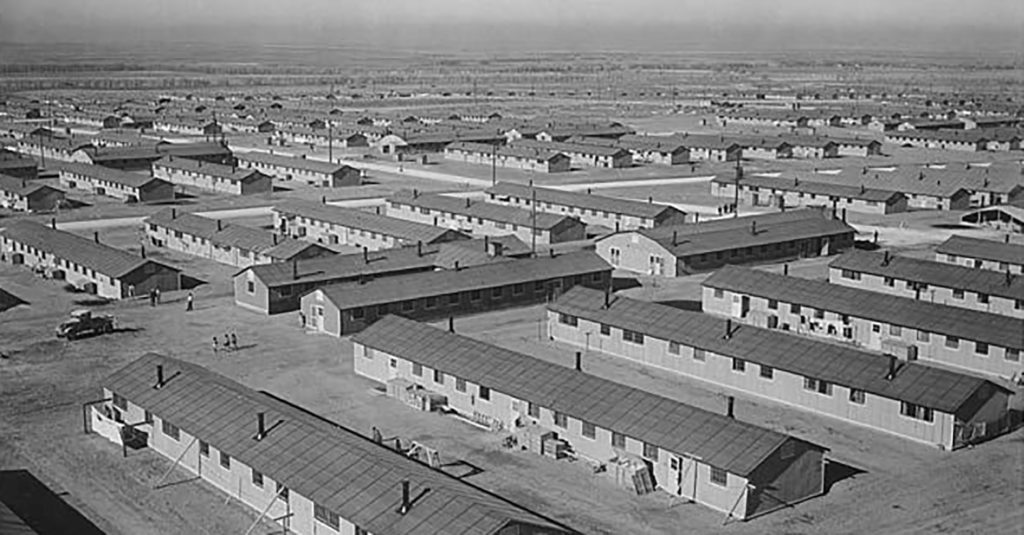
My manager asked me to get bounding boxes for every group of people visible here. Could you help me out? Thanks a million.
[717,203,739,216]
[147,287,162,306]
[213,332,239,353]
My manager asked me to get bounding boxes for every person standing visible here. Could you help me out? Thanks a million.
[155,288,161,305]
[212,336,219,354]
[230,332,238,350]
[186,291,194,311]
[223,333,231,351]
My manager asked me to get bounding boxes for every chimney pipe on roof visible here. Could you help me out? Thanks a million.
[217,219,222,231]
[272,234,278,245]
[93,231,99,244]
[604,286,611,309]
[751,220,757,235]
[784,263,789,276]
[399,480,411,515]
[883,250,890,266]
[292,259,298,280]
[724,319,732,340]
[1006,271,1013,287]
[448,316,455,333]
[51,217,56,229]
[648,196,653,204]
[726,395,735,419]
[256,412,266,440]
[321,195,326,204]
[155,365,165,389]
[465,197,470,208]
[1006,235,1011,244]
[375,206,380,215]
[842,208,847,222]
[672,230,678,246]
[587,188,592,194]
[413,188,418,198]
[171,208,176,219]
[575,351,582,372]
[140,245,146,259]
[417,241,423,257]
[886,355,898,380]
[363,246,369,264]
[454,260,460,271]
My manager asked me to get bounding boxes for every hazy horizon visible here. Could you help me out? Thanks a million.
[0,0,1021,57]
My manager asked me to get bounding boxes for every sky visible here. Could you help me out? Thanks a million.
[0,0,1021,53]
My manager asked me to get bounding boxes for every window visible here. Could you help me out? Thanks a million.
[900,402,934,422]
[759,365,774,379]
[710,467,728,486]
[412,363,423,377]
[814,308,825,320]
[528,402,540,418]
[767,315,779,329]
[162,420,180,441]
[314,503,340,531]
[884,277,895,287]
[470,290,482,302]
[803,377,833,396]
[478,386,491,401]
[220,452,231,469]
[112,393,127,410]
[693,348,706,362]
[917,331,930,342]
[553,412,567,428]
[713,288,724,299]
[363,347,374,359]
[889,325,902,337]
[732,358,746,372]
[978,293,989,304]
[251,469,263,487]
[668,341,680,355]
[448,293,460,305]
[643,442,659,461]
[401,300,414,312]
[952,289,965,299]
[199,440,210,457]
[582,421,596,439]
[945,336,960,349]
[558,313,578,327]
[389,358,397,368]
[623,330,644,345]
[975,342,989,355]
[433,369,444,385]
[767,299,778,310]
[424,296,437,309]
[611,432,626,449]
[1006,349,1020,362]
[246,280,255,294]
[513,283,525,295]
[455,378,466,393]
[872,324,881,333]
[144,410,153,424]
[600,323,611,336]
[849,389,866,404]
[790,303,801,314]
[841,269,860,280]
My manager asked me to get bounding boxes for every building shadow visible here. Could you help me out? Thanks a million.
[655,299,703,312]
[824,459,866,493]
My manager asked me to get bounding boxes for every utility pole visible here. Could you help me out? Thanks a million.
[491,143,497,186]
[531,189,537,255]
[328,120,333,163]
[733,159,742,218]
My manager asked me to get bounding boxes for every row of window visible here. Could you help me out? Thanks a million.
[498,194,630,221]
[716,290,1021,361]
[393,202,548,234]
[557,318,947,421]
[406,360,493,401]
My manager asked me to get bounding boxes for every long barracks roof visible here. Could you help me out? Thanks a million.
[626,209,855,258]
[830,250,1024,301]
[83,141,231,163]
[510,139,631,158]
[104,353,576,535]
[702,265,1024,350]
[486,182,679,219]
[274,199,469,244]
[0,221,177,278]
[662,133,741,151]
[145,209,322,260]
[0,173,59,197]
[446,141,565,162]
[153,156,263,183]
[237,151,353,175]
[936,235,1024,267]
[387,191,577,230]
[56,161,165,189]
[712,174,903,203]
[549,287,1006,414]
[317,250,610,310]
[238,237,527,288]
[352,315,818,477]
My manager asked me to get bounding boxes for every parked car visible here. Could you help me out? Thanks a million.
[55,309,115,340]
